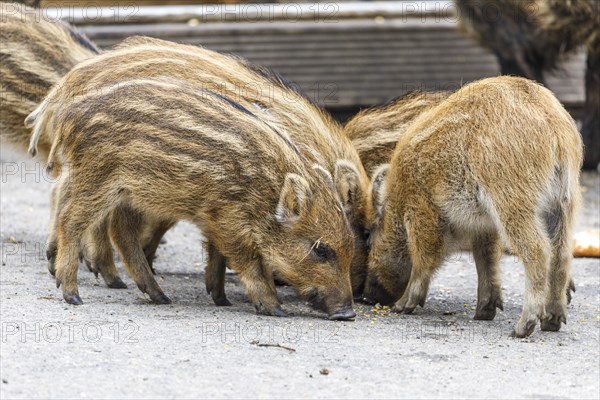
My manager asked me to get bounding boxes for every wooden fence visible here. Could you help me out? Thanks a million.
[41,1,586,119]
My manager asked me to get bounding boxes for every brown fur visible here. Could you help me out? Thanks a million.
[110,39,371,298]
[346,88,577,304]
[0,2,99,158]
[456,0,600,168]
[344,91,451,175]
[363,76,582,338]
[0,3,129,288]
[30,36,371,300]
[29,76,357,319]
[1,1,40,8]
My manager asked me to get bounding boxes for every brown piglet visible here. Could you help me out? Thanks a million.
[28,77,357,320]
[364,76,582,338]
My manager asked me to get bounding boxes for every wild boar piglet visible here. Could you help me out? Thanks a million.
[0,1,99,159]
[27,77,357,320]
[364,76,582,338]
[344,90,450,176]
[33,36,371,299]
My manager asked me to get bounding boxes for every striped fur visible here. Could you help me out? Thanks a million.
[0,2,99,158]
[30,36,371,298]
[363,76,583,338]
[344,91,451,176]
[1,1,40,7]
[29,75,356,319]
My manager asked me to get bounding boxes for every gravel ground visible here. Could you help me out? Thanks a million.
[1,153,599,399]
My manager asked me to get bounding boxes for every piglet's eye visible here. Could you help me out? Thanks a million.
[312,242,335,262]
[363,229,371,242]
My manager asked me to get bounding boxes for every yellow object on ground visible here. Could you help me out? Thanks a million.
[573,230,600,258]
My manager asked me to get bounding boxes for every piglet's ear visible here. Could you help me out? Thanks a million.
[312,164,334,189]
[276,173,312,226]
[334,160,362,214]
[370,164,389,222]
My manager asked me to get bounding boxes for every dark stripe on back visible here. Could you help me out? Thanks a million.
[67,119,258,200]
[63,24,100,55]
[202,88,301,157]
[204,89,255,117]
[0,66,48,103]
[63,82,304,189]
[70,119,229,167]
[1,28,75,74]
[63,87,248,165]
[0,52,54,89]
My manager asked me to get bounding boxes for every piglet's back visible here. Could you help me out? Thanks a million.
[393,77,583,189]
[0,2,99,158]
[45,78,310,220]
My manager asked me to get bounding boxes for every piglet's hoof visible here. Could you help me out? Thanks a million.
[150,293,172,304]
[513,319,536,338]
[540,319,561,332]
[540,311,566,332]
[254,303,287,317]
[474,297,503,321]
[473,308,496,321]
[272,307,287,317]
[392,298,415,314]
[64,294,83,305]
[329,307,356,321]
[211,294,232,307]
[107,278,127,289]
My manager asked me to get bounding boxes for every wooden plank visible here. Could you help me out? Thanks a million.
[40,1,239,6]
[40,2,583,108]
[42,1,458,25]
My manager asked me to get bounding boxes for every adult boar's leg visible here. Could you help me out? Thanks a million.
[582,38,600,170]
